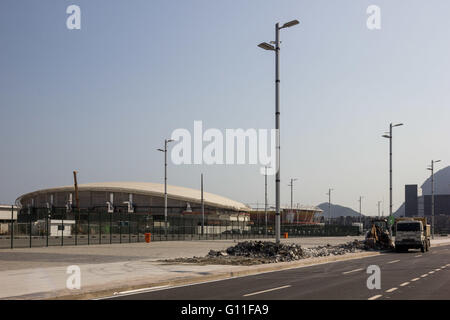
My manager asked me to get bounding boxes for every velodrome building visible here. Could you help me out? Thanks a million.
[16,182,250,217]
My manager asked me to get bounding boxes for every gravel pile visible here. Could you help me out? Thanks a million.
[160,240,367,265]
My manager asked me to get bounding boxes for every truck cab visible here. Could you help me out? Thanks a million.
[395,218,431,253]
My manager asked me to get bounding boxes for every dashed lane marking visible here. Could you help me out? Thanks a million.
[342,268,364,275]
[386,287,398,293]
[387,260,401,264]
[368,295,382,300]
[411,278,420,282]
[420,274,428,278]
[414,255,422,258]
[243,285,292,297]
[428,271,435,274]
[400,282,410,287]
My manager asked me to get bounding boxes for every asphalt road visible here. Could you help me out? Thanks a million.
[106,245,450,300]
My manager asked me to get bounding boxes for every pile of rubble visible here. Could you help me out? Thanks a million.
[161,240,367,266]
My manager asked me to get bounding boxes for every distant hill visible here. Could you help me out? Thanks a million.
[317,203,363,218]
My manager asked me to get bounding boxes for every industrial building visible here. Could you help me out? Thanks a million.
[404,184,450,217]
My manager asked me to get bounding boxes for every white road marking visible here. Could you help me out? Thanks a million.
[386,287,398,293]
[411,278,420,282]
[113,285,170,296]
[420,274,428,278]
[435,269,441,271]
[428,271,435,274]
[400,282,410,287]
[243,285,292,297]
[342,268,364,274]
[94,252,386,300]
[387,260,400,264]
[414,255,422,258]
[368,295,383,300]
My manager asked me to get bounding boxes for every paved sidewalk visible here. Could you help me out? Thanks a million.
[0,236,448,300]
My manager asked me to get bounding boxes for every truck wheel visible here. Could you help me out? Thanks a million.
[396,246,402,253]
[421,244,425,253]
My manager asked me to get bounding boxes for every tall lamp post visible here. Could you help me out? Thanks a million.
[427,159,441,240]
[326,188,333,224]
[264,166,271,237]
[258,19,300,243]
[382,123,403,235]
[158,138,174,237]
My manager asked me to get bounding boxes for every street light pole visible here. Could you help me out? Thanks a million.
[258,19,299,244]
[382,122,403,235]
[201,173,205,236]
[158,139,174,238]
[428,159,441,239]
[264,166,269,237]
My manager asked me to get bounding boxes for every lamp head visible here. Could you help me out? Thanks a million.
[281,20,300,29]
[258,42,275,51]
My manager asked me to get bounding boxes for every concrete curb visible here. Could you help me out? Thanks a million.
[41,251,381,300]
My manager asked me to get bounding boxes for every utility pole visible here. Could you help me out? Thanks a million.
[428,159,441,240]
[326,188,333,224]
[358,196,363,224]
[377,201,381,218]
[258,19,300,244]
[288,178,298,211]
[288,178,298,226]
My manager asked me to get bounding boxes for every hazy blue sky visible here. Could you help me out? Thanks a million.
[1,0,449,215]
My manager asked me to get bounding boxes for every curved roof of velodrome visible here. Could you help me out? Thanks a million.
[17,182,250,212]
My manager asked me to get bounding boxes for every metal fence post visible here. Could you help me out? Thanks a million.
[99,210,102,245]
[110,211,112,244]
[46,208,49,247]
[10,205,14,249]
[119,211,122,244]
[61,210,64,247]
[136,213,139,243]
[88,211,90,245]
[128,212,131,243]
[28,209,31,248]
[75,208,78,246]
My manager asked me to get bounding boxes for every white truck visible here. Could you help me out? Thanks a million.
[395,217,431,253]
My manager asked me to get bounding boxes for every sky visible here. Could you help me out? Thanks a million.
[1,0,450,215]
